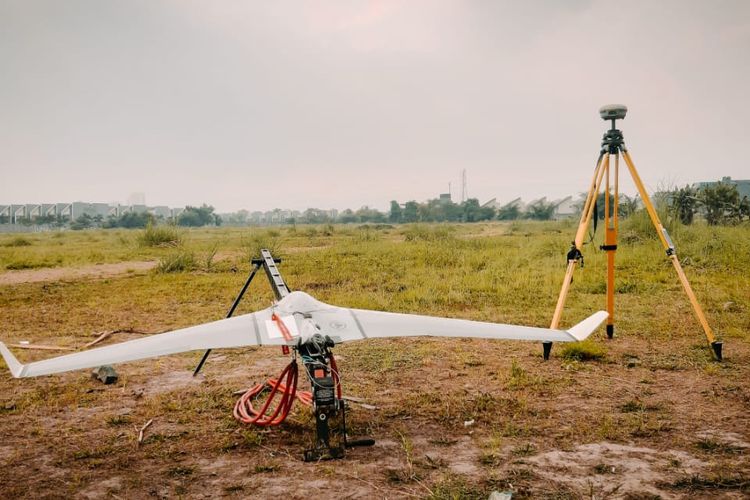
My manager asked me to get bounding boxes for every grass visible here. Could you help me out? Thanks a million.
[137,224,182,247]
[156,250,197,273]
[559,340,607,361]
[0,218,748,497]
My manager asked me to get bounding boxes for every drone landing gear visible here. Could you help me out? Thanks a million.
[300,334,374,462]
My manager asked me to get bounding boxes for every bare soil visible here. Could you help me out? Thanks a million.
[0,261,156,286]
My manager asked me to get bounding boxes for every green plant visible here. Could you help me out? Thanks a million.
[156,250,196,273]
[559,340,606,361]
[2,236,32,247]
[137,224,182,247]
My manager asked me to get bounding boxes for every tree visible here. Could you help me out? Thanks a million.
[669,185,699,225]
[496,204,520,220]
[525,200,556,220]
[700,183,739,225]
[402,201,419,223]
[618,194,639,218]
[462,198,493,222]
[389,201,402,223]
[178,204,219,227]
[338,209,357,223]
[70,214,94,230]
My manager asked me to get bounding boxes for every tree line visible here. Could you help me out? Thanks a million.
[3,204,222,230]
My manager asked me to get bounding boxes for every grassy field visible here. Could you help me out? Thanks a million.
[0,220,748,498]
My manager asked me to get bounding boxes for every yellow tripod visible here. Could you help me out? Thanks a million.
[543,105,722,361]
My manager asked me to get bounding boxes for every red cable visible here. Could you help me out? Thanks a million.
[233,360,310,426]
[233,338,343,427]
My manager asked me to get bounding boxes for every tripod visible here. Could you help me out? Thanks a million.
[543,105,722,361]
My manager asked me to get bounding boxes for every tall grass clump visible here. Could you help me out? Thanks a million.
[137,224,182,247]
[402,224,456,242]
[242,231,283,260]
[156,250,196,273]
[2,236,33,247]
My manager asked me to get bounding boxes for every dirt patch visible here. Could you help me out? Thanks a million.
[0,261,156,286]
[524,442,707,499]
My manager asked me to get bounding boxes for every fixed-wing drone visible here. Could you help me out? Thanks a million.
[0,250,607,460]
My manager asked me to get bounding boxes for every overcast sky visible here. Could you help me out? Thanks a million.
[1,1,749,212]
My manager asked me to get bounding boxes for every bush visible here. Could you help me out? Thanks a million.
[137,224,182,247]
[156,251,196,273]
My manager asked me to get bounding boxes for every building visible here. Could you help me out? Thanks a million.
[693,177,750,200]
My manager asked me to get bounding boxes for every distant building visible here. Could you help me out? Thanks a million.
[127,192,146,206]
[693,176,750,199]
[438,193,452,204]
[551,196,577,219]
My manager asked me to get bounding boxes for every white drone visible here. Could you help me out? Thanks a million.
[0,250,607,460]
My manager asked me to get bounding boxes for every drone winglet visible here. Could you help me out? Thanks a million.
[566,311,609,341]
[0,342,24,378]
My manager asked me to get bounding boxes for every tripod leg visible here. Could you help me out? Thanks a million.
[603,154,619,339]
[193,263,262,376]
[546,154,608,359]
[621,151,720,358]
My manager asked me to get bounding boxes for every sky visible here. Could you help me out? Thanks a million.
[1,1,749,212]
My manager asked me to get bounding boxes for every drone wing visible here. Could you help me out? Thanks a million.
[306,304,607,344]
[0,291,607,379]
[0,306,283,378]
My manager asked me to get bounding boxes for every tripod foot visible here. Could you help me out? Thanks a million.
[606,324,614,339]
[542,341,552,361]
[711,341,723,361]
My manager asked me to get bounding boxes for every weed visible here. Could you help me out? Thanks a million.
[559,340,606,361]
[3,236,32,247]
[106,415,131,426]
[402,224,456,242]
[665,473,750,491]
[156,250,196,273]
[253,463,280,473]
[242,231,282,260]
[695,438,743,454]
[167,466,194,477]
[137,224,182,247]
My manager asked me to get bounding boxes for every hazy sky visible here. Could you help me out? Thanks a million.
[2,1,749,212]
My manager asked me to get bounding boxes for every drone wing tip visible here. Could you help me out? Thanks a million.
[0,342,26,378]
[566,311,609,341]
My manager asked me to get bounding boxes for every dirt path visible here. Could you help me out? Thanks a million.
[0,261,156,286]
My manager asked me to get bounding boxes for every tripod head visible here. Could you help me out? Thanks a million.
[599,104,627,154]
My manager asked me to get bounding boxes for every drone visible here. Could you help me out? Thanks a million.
[0,250,607,461]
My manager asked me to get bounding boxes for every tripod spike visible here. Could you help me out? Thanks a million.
[542,341,552,360]
[711,341,723,361]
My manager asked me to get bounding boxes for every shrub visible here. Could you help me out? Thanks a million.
[137,224,182,247]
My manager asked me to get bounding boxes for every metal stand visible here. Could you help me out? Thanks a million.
[546,105,722,360]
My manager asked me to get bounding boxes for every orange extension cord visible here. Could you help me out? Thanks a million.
[232,314,341,427]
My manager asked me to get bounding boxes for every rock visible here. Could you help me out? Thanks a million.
[92,365,118,385]
[488,492,513,500]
